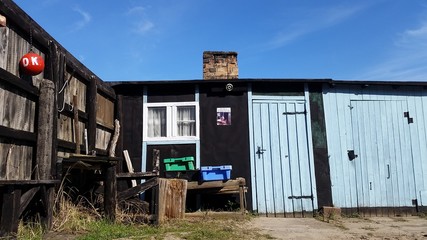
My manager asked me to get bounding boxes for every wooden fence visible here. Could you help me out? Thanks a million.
[0,0,117,237]
[0,0,116,180]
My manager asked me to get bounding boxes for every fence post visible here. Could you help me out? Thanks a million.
[35,79,56,231]
[36,79,55,180]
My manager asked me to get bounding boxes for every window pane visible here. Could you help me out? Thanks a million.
[148,107,166,137]
[177,106,196,136]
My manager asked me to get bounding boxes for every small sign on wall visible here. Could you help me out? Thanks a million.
[217,107,231,125]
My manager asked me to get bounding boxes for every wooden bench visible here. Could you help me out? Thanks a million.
[187,177,247,214]
[0,180,59,238]
[59,155,121,221]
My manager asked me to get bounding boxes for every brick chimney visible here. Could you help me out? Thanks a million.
[203,51,238,80]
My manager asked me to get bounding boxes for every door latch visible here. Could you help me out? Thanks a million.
[256,146,266,159]
[404,112,414,124]
[347,150,358,161]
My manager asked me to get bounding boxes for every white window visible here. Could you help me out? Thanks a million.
[143,102,199,141]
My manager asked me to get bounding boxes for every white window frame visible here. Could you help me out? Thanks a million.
[143,101,200,141]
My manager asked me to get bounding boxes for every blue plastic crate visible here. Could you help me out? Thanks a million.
[200,165,232,181]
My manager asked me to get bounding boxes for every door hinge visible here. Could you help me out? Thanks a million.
[288,195,313,200]
[283,110,306,115]
[404,111,414,124]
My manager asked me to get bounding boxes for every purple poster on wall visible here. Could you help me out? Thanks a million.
[217,107,231,125]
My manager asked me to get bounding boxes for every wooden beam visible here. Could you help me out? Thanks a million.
[0,125,36,143]
[57,139,84,152]
[0,180,59,185]
[116,172,158,180]
[59,104,88,121]
[117,177,158,201]
[18,186,40,216]
[115,95,124,165]
[96,81,116,101]
[0,67,39,100]
[123,150,137,187]
[186,178,246,190]
[73,95,80,154]
[96,122,115,133]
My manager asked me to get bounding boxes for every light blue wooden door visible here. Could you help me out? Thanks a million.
[350,100,416,208]
[252,100,315,216]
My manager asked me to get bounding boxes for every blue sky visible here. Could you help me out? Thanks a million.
[12,0,427,82]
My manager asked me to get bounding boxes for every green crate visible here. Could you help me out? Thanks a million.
[163,156,195,171]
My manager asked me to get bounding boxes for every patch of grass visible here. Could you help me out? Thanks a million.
[417,212,427,219]
[17,220,44,240]
[74,212,271,240]
[76,220,162,240]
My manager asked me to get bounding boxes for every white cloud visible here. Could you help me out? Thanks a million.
[71,7,91,32]
[135,20,155,34]
[360,20,427,81]
[266,4,366,50]
[405,24,427,37]
[127,5,155,35]
[127,6,146,15]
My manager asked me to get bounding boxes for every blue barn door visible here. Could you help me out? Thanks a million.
[252,100,315,216]
[350,100,417,209]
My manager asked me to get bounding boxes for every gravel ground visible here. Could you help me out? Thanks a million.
[248,216,427,240]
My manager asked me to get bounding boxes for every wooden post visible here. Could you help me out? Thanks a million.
[40,185,55,230]
[87,77,97,154]
[123,150,137,187]
[48,43,63,181]
[36,79,55,180]
[152,149,160,173]
[104,163,117,222]
[108,120,120,157]
[35,79,57,232]
[0,186,21,237]
[73,95,80,154]
[239,185,245,214]
[156,178,187,224]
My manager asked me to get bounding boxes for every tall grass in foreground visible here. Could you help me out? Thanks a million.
[16,172,269,240]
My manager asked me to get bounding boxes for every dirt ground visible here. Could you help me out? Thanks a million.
[249,216,427,240]
[42,213,427,239]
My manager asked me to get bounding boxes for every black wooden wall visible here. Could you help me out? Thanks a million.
[199,82,252,209]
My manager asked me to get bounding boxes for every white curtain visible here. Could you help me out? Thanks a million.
[148,107,166,137]
[177,106,195,136]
